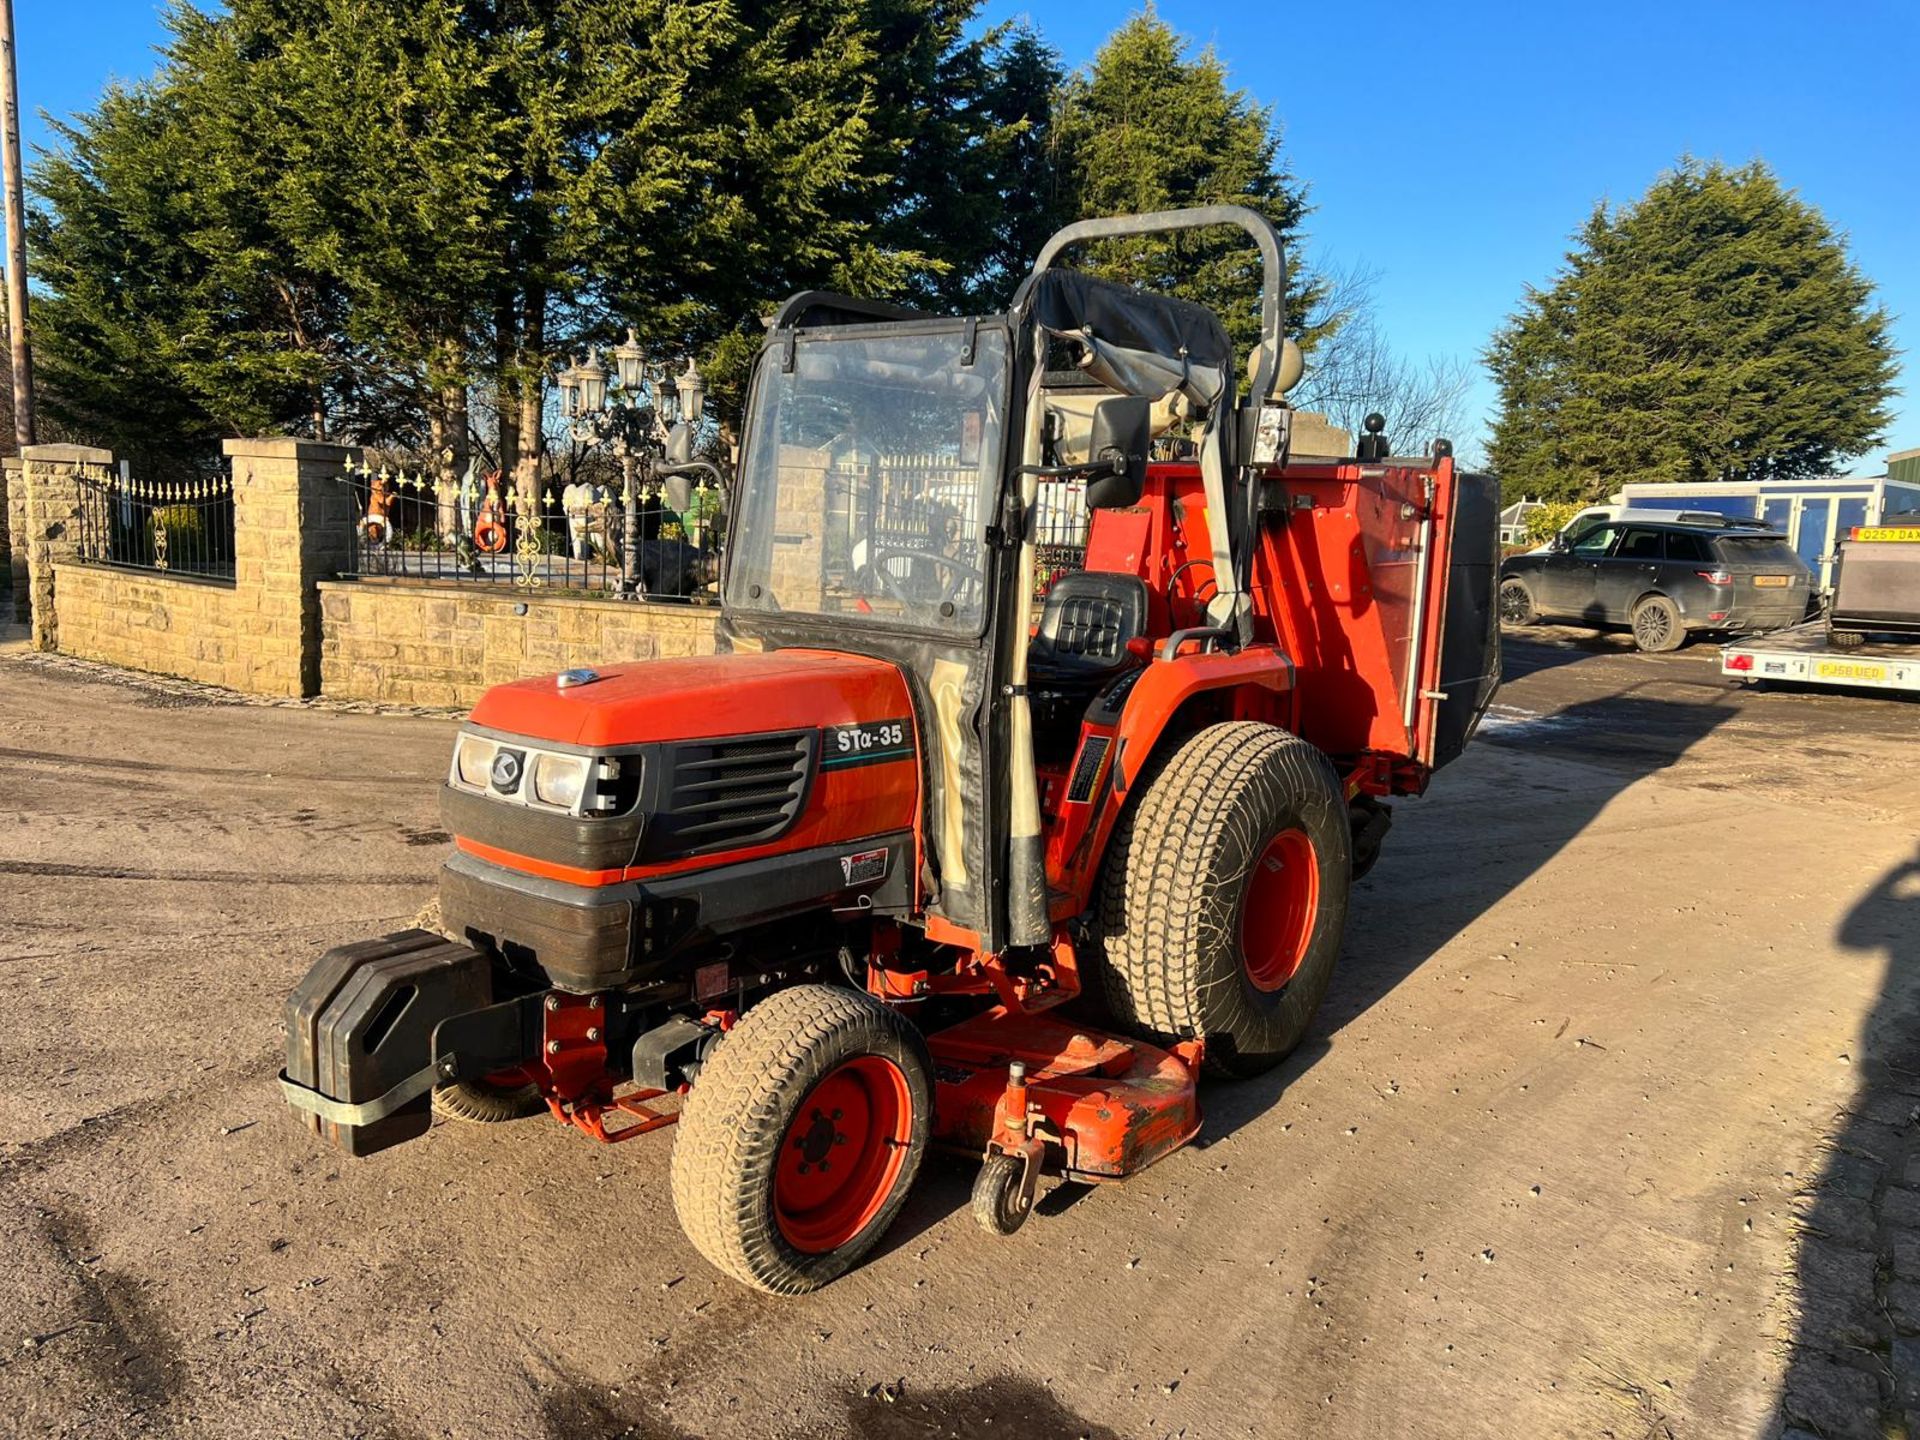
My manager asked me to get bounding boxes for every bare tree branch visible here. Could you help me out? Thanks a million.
[1293,260,1476,458]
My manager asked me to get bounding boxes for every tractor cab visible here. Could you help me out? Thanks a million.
[281,206,1501,1296]
[719,207,1304,958]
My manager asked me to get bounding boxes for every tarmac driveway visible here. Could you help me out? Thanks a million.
[1,628,1915,1438]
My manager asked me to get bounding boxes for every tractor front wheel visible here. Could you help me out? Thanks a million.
[1092,723,1351,1079]
[670,985,932,1294]
[431,1074,544,1123]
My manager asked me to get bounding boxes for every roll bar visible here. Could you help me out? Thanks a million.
[767,291,932,331]
[1030,204,1290,408]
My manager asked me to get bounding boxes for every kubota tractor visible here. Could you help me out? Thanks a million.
[281,206,1500,1294]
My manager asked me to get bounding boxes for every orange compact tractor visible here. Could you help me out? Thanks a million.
[281,207,1500,1293]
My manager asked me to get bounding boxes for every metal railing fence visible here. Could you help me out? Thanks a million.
[74,464,237,584]
[816,455,1091,604]
[338,461,722,601]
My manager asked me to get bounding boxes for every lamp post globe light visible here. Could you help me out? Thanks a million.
[575,346,610,416]
[561,326,718,599]
[676,358,706,425]
[613,328,648,394]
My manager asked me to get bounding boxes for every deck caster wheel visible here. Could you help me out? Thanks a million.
[972,1151,1036,1236]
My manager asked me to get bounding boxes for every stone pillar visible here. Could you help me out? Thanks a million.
[3,455,24,623]
[21,443,113,651]
[223,438,359,698]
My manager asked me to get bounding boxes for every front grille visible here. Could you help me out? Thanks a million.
[646,731,813,858]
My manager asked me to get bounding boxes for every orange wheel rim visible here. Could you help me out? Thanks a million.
[1241,828,1320,992]
[774,1056,913,1254]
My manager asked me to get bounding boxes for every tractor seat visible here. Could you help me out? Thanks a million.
[1029,572,1149,686]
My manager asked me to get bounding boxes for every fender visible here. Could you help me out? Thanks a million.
[1046,646,1295,915]
[1110,646,1295,796]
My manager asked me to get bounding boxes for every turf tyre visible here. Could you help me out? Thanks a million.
[670,985,931,1295]
[431,1076,544,1123]
[1091,722,1350,1079]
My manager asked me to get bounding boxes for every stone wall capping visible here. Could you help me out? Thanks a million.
[220,436,362,461]
[19,443,114,464]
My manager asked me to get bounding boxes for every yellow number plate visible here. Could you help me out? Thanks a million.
[1814,660,1888,682]
[1752,574,1790,587]
[1853,527,1920,542]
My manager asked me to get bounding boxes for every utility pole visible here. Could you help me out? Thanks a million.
[0,0,34,448]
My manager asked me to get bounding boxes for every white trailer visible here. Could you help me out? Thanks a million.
[1722,622,1920,695]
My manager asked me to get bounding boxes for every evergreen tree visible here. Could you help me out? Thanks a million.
[28,2,1343,464]
[1487,158,1898,502]
[1050,9,1330,372]
[29,0,1002,461]
[884,21,1065,313]
[29,50,349,470]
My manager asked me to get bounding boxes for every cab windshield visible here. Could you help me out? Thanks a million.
[724,326,1010,632]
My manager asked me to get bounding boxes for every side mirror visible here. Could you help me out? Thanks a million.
[663,474,693,514]
[665,421,696,466]
[1084,396,1151,510]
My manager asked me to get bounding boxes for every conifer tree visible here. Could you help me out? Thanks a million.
[1488,158,1897,501]
[1050,10,1331,370]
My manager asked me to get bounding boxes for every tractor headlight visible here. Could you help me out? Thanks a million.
[453,733,496,789]
[531,752,591,811]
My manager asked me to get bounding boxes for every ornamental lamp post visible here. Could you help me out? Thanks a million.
[565,331,664,598]
[660,358,707,511]
[563,327,722,600]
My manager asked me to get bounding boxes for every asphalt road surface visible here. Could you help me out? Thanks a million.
[1,624,1916,1439]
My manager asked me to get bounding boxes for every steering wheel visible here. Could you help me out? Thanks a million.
[868,546,985,615]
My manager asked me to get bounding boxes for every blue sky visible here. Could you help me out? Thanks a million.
[14,0,1919,470]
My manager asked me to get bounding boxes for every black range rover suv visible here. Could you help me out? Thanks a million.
[1500,518,1813,653]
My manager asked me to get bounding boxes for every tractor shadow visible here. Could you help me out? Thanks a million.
[1765,846,1920,1438]
[1200,679,1740,1147]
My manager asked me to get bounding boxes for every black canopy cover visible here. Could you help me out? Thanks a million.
[1016,269,1235,402]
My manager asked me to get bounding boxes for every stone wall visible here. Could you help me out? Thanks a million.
[4,456,24,622]
[49,564,256,688]
[318,580,720,706]
[222,437,359,696]
[20,444,112,650]
[24,437,359,697]
[24,433,720,707]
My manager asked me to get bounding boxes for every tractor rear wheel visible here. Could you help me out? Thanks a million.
[670,984,932,1294]
[1092,722,1351,1079]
